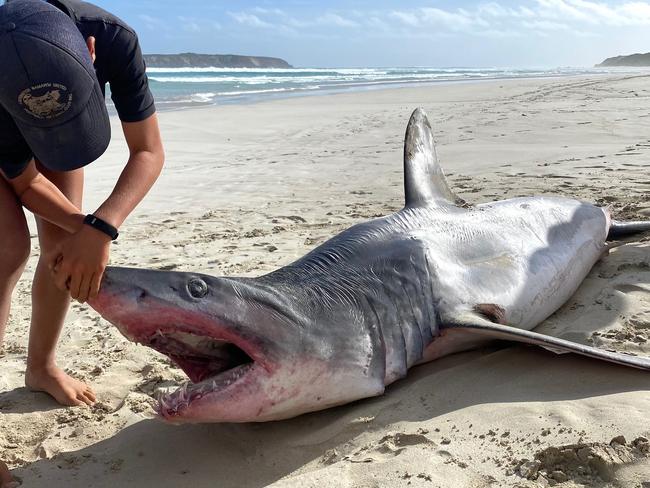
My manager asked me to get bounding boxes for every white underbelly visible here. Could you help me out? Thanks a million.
[418,197,609,331]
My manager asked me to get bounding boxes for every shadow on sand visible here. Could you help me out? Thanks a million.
[15,345,649,488]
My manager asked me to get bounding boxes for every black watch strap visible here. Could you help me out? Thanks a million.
[83,214,119,241]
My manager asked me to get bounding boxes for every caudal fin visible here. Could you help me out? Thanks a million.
[607,221,650,240]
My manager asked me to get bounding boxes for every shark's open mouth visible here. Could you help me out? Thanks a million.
[146,329,256,417]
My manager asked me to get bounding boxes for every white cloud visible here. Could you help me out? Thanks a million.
[420,7,489,30]
[519,6,538,18]
[534,0,596,22]
[225,1,650,40]
[316,13,359,28]
[391,6,491,32]
[251,7,286,16]
[620,1,650,22]
[391,11,420,26]
[522,19,571,30]
[228,8,360,34]
[478,2,511,17]
[534,0,650,25]
[474,28,523,37]
[229,12,274,28]
[367,16,391,31]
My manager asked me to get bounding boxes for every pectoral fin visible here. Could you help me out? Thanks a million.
[442,313,650,371]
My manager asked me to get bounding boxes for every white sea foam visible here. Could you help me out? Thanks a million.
[149,75,360,83]
[146,67,390,74]
[143,66,618,107]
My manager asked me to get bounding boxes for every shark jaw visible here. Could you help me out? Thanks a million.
[89,282,290,422]
[145,328,257,419]
[90,280,388,423]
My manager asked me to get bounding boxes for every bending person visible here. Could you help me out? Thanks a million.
[0,1,164,485]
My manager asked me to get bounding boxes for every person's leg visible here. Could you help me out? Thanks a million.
[0,197,31,488]
[0,178,30,348]
[24,164,96,406]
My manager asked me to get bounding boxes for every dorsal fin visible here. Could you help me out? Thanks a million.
[404,108,462,208]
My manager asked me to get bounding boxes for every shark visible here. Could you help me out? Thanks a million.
[90,108,650,423]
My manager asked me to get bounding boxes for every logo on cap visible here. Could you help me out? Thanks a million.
[18,83,73,120]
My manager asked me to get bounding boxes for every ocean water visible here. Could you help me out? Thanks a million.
[142,66,615,107]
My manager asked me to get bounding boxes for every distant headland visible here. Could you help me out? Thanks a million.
[596,53,650,67]
[144,53,293,69]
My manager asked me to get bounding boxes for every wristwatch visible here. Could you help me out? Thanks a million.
[83,214,119,241]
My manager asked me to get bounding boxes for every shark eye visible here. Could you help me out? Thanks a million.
[188,278,208,298]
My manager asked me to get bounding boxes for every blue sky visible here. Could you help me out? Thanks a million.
[91,0,650,68]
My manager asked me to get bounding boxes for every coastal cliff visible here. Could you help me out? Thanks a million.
[597,53,650,67]
[144,53,292,69]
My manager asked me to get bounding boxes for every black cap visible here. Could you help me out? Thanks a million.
[0,0,110,172]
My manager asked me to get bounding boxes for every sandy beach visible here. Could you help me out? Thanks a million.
[1,74,649,487]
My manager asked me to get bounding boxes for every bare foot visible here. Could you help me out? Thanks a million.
[0,460,18,488]
[25,364,96,406]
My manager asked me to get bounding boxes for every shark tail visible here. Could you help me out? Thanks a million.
[607,220,650,241]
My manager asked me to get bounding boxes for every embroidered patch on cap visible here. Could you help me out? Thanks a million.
[18,83,73,120]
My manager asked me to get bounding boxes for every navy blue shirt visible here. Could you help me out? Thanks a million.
[47,0,156,122]
[0,0,155,178]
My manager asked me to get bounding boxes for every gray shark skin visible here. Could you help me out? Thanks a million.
[89,108,650,423]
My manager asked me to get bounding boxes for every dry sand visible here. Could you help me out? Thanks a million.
[1,74,649,488]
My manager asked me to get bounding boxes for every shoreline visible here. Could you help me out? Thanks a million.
[147,73,595,112]
[4,73,650,488]
[116,67,650,114]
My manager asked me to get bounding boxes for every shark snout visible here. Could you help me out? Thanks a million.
[99,266,138,295]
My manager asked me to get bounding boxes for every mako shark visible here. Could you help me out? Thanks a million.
[90,109,650,423]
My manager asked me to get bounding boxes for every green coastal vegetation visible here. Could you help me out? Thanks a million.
[597,53,650,67]
[144,53,293,68]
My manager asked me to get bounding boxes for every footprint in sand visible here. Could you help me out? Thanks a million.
[345,433,434,464]
[242,229,266,238]
[514,437,650,484]
[628,313,650,332]
[613,284,650,295]
[592,313,649,347]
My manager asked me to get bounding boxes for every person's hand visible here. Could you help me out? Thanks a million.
[0,460,18,488]
[49,225,111,303]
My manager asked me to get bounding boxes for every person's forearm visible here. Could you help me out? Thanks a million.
[93,149,164,228]
[18,173,84,233]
